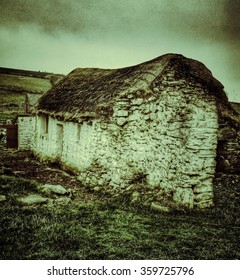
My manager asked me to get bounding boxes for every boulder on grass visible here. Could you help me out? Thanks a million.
[41,184,69,195]
[16,195,48,205]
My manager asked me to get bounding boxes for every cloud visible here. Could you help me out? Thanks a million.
[0,0,227,37]
[0,0,92,34]
[224,0,240,40]
[0,0,239,101]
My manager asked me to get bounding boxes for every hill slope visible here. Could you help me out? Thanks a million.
[0,67,64,123]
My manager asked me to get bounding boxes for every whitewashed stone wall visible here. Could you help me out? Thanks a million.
[32,116,59,159]
[31,116,95,171]
[61,121,94,170]
[18,116,36,150]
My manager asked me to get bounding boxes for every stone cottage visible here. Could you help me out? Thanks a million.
[18,53,240,209]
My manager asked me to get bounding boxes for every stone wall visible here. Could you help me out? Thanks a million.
[31,116,61,158]
[18,115,36,150]
[31,116,95,171]
[77,66,219,209]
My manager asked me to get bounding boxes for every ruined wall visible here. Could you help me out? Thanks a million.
[18,115,36,150]
[77,66,219,209]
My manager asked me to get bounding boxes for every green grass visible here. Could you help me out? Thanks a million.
[0,175,239,260]
[0,73,53,122]
[0,110,19,123]
[0,91,26,122]
[0,91,26,104]
[0,176,39,199]
[0,73,52,94]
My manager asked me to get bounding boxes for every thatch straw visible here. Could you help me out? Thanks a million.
[37,53,233,122]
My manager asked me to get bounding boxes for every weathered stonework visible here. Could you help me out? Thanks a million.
[75,66,218,209]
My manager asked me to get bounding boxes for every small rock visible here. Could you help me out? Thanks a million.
[127,94,133,99]
[132,98,143,105]
[0,195,7,202]
[13,171,25,176]
[153,87,159,93]
[114,109,129,117]
[194,192,213,202]
[151,202,170,212]
[93,186,101,192]
[116,117,127,126]
[16,195,48,205]
[41,184,68,195]
[131,191,141,203]
[193,184,213,194]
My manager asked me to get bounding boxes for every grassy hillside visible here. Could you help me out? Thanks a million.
[0,67,64,123]
[0,73,52,94]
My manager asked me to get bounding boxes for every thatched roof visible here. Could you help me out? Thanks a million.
[230,102,240,115]
[37,53,227,121]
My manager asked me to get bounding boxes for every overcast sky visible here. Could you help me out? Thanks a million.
[0,0,239,101]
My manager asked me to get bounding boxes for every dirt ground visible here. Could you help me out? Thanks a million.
[0,149,98,201]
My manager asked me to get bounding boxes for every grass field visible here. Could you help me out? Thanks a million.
[0,91,26,104]
[0,173,239,260]
[0,73,52,94]
[0,91,26,122]
[0,69,59,123]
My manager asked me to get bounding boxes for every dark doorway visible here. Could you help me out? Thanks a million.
[7,125,18,148]
[0,124,18,149]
